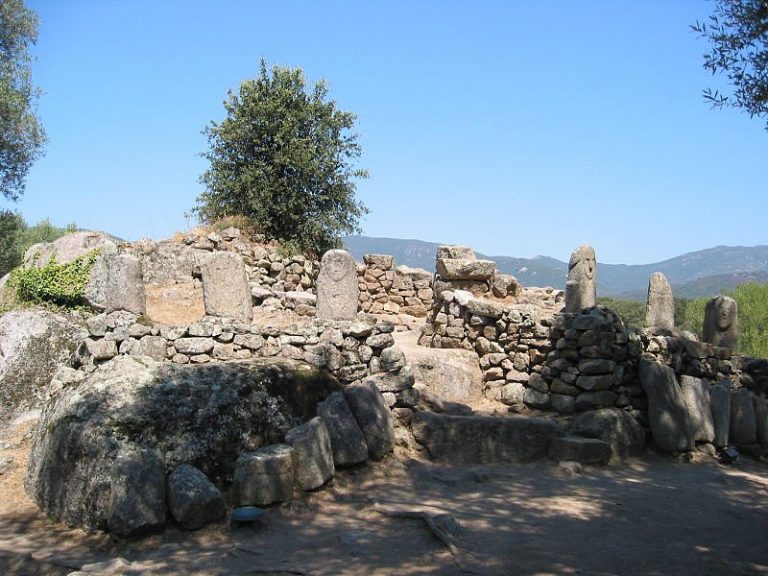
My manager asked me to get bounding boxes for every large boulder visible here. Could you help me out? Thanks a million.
[24,355,340,532]
[679,376,715,444]
[22,231,118,268]
[0,309,85,416]
[343,381,395,460]
[316,391,368,467]
[200,251,253,322]
[639,359,694,453]
[569,408,646,461]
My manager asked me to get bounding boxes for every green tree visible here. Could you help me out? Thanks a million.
[196,60,368,255]
[0,0,46,200]
[0,209,24,276]
[692,0,768,130]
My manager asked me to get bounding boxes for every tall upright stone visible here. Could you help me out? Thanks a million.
[703,295,739,352]
[639,359,694,453]
[644,272,674,332]
[565,245,597,313]
[200,251,253,322]
[316,249,359,321]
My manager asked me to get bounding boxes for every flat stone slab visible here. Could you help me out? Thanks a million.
[411,412,561,464]
[549,436,612,464]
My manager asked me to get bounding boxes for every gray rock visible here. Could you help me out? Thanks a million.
[363,254,395,269]
[173,337,214,355]
[411,413,561,463]
[730,388,757,445]
[23,231,117,269]
[501,382,526,405]
[753,396,768,449]
[679,376,715,443]
[575,374,614,391]
[703,295,739,352]
[524,387,550,408]
[136,241,199,285]
[380,346,406,372]
[343,382,395,460]
[234,445,294,506]
[84,338,118,361]
[167,464,225,530]
[201,251,253,322]
[436,245,476,261]
[578,359,615,375]
[317,391,369,467]
[710,382,731,448]
[363,367,415,393]
[574,391,618,411]
[569,408,645,460]
[101,254,146,314]
[0,310,85,412]
[316,249,359,321]
[550,394,576,414]
[24,356,339,532]
[564,245,596,313]
[644,272,675,332]
[436,258,495,281]
[549,436,612,464]
[285,417,335,490]
[465,297,507,319]
[107,448,165,537]
[133,335,167,361]
[639,359,694,453]
[490,273,520,299]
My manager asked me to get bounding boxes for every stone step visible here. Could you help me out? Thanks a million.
[549,436,612,464]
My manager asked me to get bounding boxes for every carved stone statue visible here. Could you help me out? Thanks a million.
[703,295,739,352]
[316,249,359,321]
[564,245,596,313]
[644,272,674,332]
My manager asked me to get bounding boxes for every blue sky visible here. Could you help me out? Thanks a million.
[8,0,767,264]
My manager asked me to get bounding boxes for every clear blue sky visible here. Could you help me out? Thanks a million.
[7,0,767,264]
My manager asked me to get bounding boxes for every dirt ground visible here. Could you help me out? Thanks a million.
[2,413,768,576]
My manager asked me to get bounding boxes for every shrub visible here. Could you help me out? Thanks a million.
[8,250,98,307]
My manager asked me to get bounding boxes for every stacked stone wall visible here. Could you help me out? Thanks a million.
[357,255,433,318]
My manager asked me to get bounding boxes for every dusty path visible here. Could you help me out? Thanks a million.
[2,414,768,576]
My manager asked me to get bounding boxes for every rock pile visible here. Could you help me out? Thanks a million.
[358,254,433,317]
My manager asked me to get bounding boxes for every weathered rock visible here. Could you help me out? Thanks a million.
[98,253,146,314]
[167,464,225,530]
[83,338,118,361]
[316,249,359,321]
[411,413,561,463]
[0,310,85,414]
[436,258,495,281]
[24,356,339,531]
[753,396,768,449]
[133,335,167,362]
[234,445,294,506]
[550,394,576,414]
[285,417,335,490]
[679,376,715,443]
[23,231,117,269]
[363,368,415,393]
[317,391,368,467]
[710,382,731,448]
[107,448,165,537]
[569,408,645,460]
[135,241,200,285]
[564,245,597,313]
[465,297,507,319]
[173,337,214,355]
[703,295,739,352]
[491,273,520,299]
[644,272,674,332]
[436,245,476,261]
[200,251,253,322]
[343,382,395,460]
[639,359,694,453]
[730,388,757,445]
[363,254,395,269]
[550,436,612,464]
[574,391,618,411]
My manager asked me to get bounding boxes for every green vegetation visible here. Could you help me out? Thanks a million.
[0,0,46,200]
[196,59,368,256]
[0,212,77,277]
[692,0,768,130]
[597,297,645,330]
[677,282,768,358]
[8,250,98,308]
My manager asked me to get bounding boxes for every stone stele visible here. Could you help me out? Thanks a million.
[564,245,596,313]
[644,272,674,332]
[316,249,359,321]
[702,295,739,352]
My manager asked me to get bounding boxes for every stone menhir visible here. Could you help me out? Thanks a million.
[200,251,253,322]
[284,417,335,491]
[703,295,739,352]
[86,252,146,314]
[644,272,674,332]
[317,391,369,467]
[639,359,694,453]
[316,249,359,321]
[564,245,597,313]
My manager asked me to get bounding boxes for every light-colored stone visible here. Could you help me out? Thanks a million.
[316,249,359,321]
[565,245,596,313]
[200,251,253,322]
[285,417,335,491]
[644,272,675,332]
[317,391,369,467]
[703,295,739,352]
[436,245,476,261]
[436,258,495,281]
[343,382,395,460]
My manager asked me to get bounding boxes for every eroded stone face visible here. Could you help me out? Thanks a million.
[316,249,358,321]
[703,295,739,352]
[565,245,596,313]
[644,272,674,332]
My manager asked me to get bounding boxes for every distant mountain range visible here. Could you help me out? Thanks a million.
[343,235,768,300]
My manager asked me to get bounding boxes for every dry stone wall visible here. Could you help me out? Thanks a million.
[357,254,434,317]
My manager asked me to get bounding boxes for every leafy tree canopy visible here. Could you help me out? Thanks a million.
[0,0,46,200]
[0,213,76,278]
[692,0,768,130]
[196,60,369,256]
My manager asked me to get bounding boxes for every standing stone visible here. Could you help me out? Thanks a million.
[702,295,739,352]
[679,376,715,443]
[316,250,359,321]
[753,396,768,449]
[167,464,225,530]
[710,381,731,448]
[200,251,253,322]
[565,245,597,313]
[105,254,146,314]
[317,391,369,467]
[639,359,694,453]
[234,445,294,507]
[285,417,335,490]
[343,381,395,460]
[730,388,757,445]
[107,449,165,537]
[644,272,675,332]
